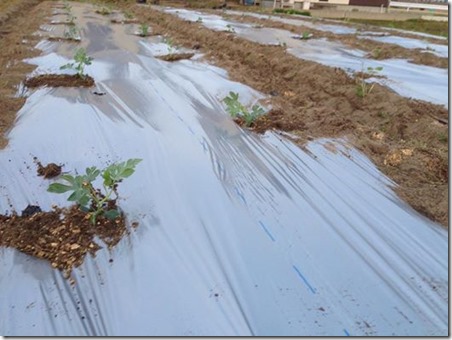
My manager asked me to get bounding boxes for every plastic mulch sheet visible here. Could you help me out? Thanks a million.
[0,3,447,336]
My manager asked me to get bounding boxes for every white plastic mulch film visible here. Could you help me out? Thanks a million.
[0,2,448,336]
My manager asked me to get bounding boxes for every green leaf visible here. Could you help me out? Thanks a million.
[85,166,100,182]
[78,194,90,208]
[104,209,120,220]
[48,183,73,193]
[102,170,114,187]
[126,158,142,168]
[120,168,134,178]
[60,174,76,185]
[67,188,90,203]
[60,63,74,70]
[67,190,79,201]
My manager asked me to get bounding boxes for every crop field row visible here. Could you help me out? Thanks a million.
[0,0,448,336]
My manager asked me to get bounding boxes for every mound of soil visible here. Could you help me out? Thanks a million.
[24,74,95,88]
[47,36,81,43]
[157,52,194,61]
[0,203,129,280]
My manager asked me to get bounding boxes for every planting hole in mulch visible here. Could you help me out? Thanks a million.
[0,202,132,281]
[24,74,95,88]
[156,53,194,62]
[47,36,81,43]
[50,21,76,26]
[34,158,62,179]
[231,108,293,133]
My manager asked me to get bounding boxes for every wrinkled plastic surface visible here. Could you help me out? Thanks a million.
[287,38,447,106]
[162,7,448,107]
[0,3,448,336]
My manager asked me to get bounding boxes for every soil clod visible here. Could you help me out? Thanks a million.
[24,74,95,88]
[0,203,130,279]
[36,160,62,179]
[21,205,42,217]
[157,52,194,62]
[47,36,80,43]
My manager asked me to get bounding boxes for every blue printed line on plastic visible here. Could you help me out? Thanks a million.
[292,265,316,294]
[343,329,350,336]
[258,221,275,242]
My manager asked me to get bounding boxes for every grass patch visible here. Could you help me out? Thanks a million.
[273,8,311,17]
[345,18,448,38]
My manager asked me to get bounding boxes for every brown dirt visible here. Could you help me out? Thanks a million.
[113,4,448,226]
[0,0,52,149]
[35,159,63,179]
[157,52,195,61]
[0,0,41,27]
[49,21,76,26]
[24,74,95,88]
[219,12,448,69]
[0,204,129,281]
[47,36,81,43]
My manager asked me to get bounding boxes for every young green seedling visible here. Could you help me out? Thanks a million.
[301,32,312,40]
[124,11,134,19]
[164,36,176,54]
[64,25,80,40]
[63,1,72,13]
[356,65,383,98]
[96,5,112,15]
[60,48,93,78]
[223,91,265,127]
[138,23,149,37]
[371,47,382,58]
[226,24,235,33]
[48,159,142,225]
[68,13,76,25]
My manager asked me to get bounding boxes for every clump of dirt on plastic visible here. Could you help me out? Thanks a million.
[24,74,95,88]
[34,158,62,179]
[47,36,81,43]
[0,204,128,280]
[157,52,194,62]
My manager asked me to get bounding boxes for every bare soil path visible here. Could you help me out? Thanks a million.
[0,0,52,148]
